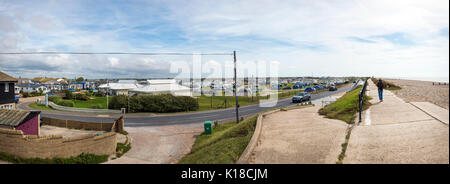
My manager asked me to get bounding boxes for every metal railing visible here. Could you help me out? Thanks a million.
[358,78,369,123]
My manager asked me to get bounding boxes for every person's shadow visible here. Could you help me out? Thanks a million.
[372,101,381,105]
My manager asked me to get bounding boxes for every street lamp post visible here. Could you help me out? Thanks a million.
[234,51,240,123]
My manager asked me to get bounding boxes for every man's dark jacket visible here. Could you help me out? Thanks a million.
[377,80,384,89]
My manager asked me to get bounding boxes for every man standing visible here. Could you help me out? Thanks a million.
[376,78,384,102]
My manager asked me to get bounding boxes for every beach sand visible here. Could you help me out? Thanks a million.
[385,79,449,110]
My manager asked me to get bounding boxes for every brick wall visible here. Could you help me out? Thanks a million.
[41,117,116,132]
[0,128,117,159]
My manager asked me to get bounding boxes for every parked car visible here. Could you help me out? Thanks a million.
[282,86,292,90]
[329,85,338,91]
[292,92,311,103]
[305,87,316,93]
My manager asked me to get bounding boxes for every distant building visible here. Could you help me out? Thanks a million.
[69,82,86,90]
[0,71,18,110]
[129,79,192,96]
[17,84,50,93]
[0,109,41,135]
[98,80,141,96]
[99,79,192,96]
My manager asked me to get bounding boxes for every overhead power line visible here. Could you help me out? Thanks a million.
[0,51,233,56]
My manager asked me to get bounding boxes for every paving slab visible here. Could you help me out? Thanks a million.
[105,123,202,164]
[346,80,449,164]
[249,106,348,164]
[410,102,449,125]
[366,88,432,125]
[346,120,449,164]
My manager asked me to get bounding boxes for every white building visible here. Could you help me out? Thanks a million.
[98,80,141,96]
[17,84,50,93]
[129,79,192,96]
[99,79,192,96]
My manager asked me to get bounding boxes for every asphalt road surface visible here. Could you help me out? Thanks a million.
[39,85,353,127]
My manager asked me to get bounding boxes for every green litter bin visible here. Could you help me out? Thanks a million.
[204,121,212,134]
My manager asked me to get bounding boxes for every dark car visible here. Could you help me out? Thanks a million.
[305,87,316,93]
[329,85,337,91]
[292,92,311,103]
[282,86,292,90]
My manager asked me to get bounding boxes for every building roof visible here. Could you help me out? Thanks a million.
[130,83,190,93]
[147,79,176,84]
[0,71,17,82]
[98,83,140,90]
[0,109,40,127]
[17,84,47,88]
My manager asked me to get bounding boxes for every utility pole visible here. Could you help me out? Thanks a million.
[234,51,240,123]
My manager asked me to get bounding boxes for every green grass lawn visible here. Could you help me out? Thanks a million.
[72,96,108,109]
[28,103,56,111]
[318,86,371,124]
[178,115,258,164]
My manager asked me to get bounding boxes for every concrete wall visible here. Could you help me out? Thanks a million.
[0,128,117,159]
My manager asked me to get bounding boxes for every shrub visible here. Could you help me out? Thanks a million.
[75,93,89,101]
[22,92,30,98]
[48,95,62,103]
[63,90,73,99]
[57,100,74,107]
[95,91,106,97]
[109,94,199,113]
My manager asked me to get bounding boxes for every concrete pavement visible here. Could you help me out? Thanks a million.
[249,93,348,164]
[345,81,449,164]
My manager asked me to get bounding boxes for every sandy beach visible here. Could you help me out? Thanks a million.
[385,79,449,110]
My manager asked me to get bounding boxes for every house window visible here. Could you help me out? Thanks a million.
[4,83,9,92]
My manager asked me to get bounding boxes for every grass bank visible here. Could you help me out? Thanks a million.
[178,115,258,164]
[318,86,371,124]
[73,96,108,109]
[28,103,56,111]
[0,152,108,164]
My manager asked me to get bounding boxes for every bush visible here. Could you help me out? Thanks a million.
[63,90,73,99]
[108,94,199,113]
[22,92,30,98]
[95,91,106,97]
[57,100,74,107]
[48,96,62,103]
[75,93,89,101]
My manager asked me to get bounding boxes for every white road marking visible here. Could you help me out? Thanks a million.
[364,109,371,126]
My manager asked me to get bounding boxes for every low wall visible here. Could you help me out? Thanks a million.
[47,102,122,114]
[0,128,116,159]
[41,117,123,132]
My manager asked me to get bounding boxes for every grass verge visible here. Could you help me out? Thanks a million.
[28,103,56,111]
[0,152,108,164]
[116,143,131,158]
[178,115,258,164]
[318,86,371,124]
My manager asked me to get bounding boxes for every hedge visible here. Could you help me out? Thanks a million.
[108,94,199,113]
[57,100,75,107]
[48,96,62,103]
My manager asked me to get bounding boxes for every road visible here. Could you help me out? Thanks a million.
[23,85,353,127]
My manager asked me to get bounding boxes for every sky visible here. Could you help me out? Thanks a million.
[0,0,448,80]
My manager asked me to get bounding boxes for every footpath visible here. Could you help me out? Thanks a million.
[248,93,348,164]
[345,81,449,163]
